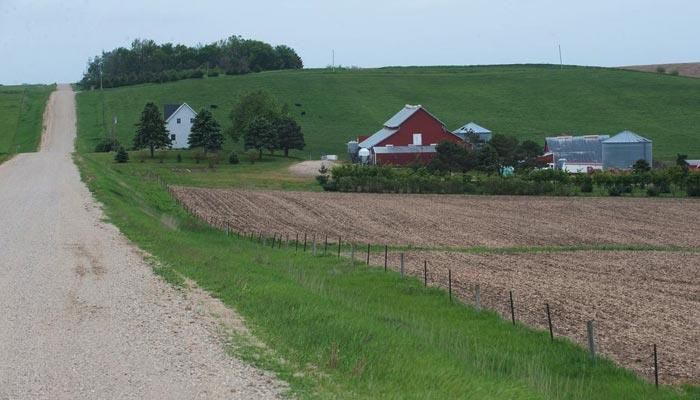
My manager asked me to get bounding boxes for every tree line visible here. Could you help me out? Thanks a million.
[81,36,303,89]
[117,90,304,162]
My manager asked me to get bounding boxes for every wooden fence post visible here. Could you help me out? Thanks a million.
[423,260,427,287]
[509,291,516,326]
[350,243,355,263]
[312,235,317,256]
[324,234,328,255]
[654,344,659,389]
[546,303,554,341]
[384,245,388,272]
[366,243,370,265]
[474,285,481,311]
[448,269,452,303]
[303,233,307,252]
[587,320,596,359]
[400,253,404,278]
[337,236,342,258]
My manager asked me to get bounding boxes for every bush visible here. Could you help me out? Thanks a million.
[607,185,622,196]
[580,179,593,193]
[207,70,220,77]
[646,185,660,197]
[176,153,182,163]
[656,66,666,74]
[114,147,129,163]
[94,137,120,153]
[228,151,239,164]
[669,70,679,76]
[245,148,259,164]
[190,69,205,79]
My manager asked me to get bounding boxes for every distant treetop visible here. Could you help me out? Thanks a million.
[80,36,303,89]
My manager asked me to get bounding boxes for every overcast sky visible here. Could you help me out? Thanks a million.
[1,0,699,84]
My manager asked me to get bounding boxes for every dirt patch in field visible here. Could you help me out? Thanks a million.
[287,160,338,177]
[171,188,700,248]
[622,62,700,78]
[378,250,700,384]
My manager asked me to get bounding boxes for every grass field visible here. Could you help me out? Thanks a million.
[0,85,54,163]
[76,65,700,162]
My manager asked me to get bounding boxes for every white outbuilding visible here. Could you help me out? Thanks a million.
[164,103,197,149]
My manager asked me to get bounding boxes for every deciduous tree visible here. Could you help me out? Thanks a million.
[275,115,305,157]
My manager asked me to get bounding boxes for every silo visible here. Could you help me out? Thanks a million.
[602,131,653,170]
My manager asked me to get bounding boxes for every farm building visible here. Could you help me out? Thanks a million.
[602,131,653,170]
[164,103,197,149]
[542,135,609,173]
[686,160,700,170]
[453,122,492,143]
[353,105,464,166]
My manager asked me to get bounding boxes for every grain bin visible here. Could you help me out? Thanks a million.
[602,131,652,170]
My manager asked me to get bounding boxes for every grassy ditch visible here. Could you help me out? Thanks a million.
[0,84,54,163]
[74,150,697,399]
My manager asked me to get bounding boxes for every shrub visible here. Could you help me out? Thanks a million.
[656,66,666,74]
[94,137,120,153]
[669,70,679,76]
[190,69,205,79]
[228,151,239,164]
[176,153,182,163]
[207,70,220,77]
[646,185,660,197]
[580,179,593,193]
[114,147,129,163]
[607,185,622,196]
[245,148,259,164]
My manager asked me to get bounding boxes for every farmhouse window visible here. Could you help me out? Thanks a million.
[177,118,181,124]
[413,133,423,146]
[171,134,176,141]
[190,118,194,123]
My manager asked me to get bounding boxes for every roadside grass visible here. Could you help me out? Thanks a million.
[74,150,697,399]
[75,65,700,162]
[0,84,54,162]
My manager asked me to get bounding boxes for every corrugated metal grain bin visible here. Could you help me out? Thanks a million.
[602,131,653,169]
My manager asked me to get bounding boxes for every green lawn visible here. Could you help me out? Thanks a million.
[76,65,700,162]
[75,137,698,400]
[0,84,54,163]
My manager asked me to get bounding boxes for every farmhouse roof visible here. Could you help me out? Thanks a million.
[358,127,398,149]
[603,131,652,143]
[384,104,447,129]
[453,122,491,135]
[545,135,609,164]
[164,103,196,122]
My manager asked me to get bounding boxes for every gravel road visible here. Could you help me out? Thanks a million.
[0,85,284,399]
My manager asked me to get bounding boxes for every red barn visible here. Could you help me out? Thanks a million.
[357,105,464,166]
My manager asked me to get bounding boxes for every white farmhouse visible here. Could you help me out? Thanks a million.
[164,103,197,149]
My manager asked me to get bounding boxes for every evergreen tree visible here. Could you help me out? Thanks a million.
[244,116,276,159]
[275,115,305,157]
[114,146,129,163]
[188,109,223,154]
[133,102,170,158]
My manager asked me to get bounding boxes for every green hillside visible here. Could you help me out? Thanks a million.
[76,65,700,161]
[0,85,54,163]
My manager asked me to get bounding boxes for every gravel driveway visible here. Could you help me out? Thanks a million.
[0,85,283,399]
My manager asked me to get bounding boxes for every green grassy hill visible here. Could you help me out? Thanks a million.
[0,85,54,163]
[77,65,700,162]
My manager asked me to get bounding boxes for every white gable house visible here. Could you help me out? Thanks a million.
[164,103,197,149]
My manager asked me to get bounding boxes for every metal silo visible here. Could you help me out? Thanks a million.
[602,131,653,170]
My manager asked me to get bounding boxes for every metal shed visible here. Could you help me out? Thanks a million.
[602,131,653,170]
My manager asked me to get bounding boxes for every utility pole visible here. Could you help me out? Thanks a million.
[558,44,563,70]
[100,56,106,131]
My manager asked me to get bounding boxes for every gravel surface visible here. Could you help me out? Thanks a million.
[0,85,284,399]
[172,188,700,248]
[383,250,700,384]
[287,160,337,177]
